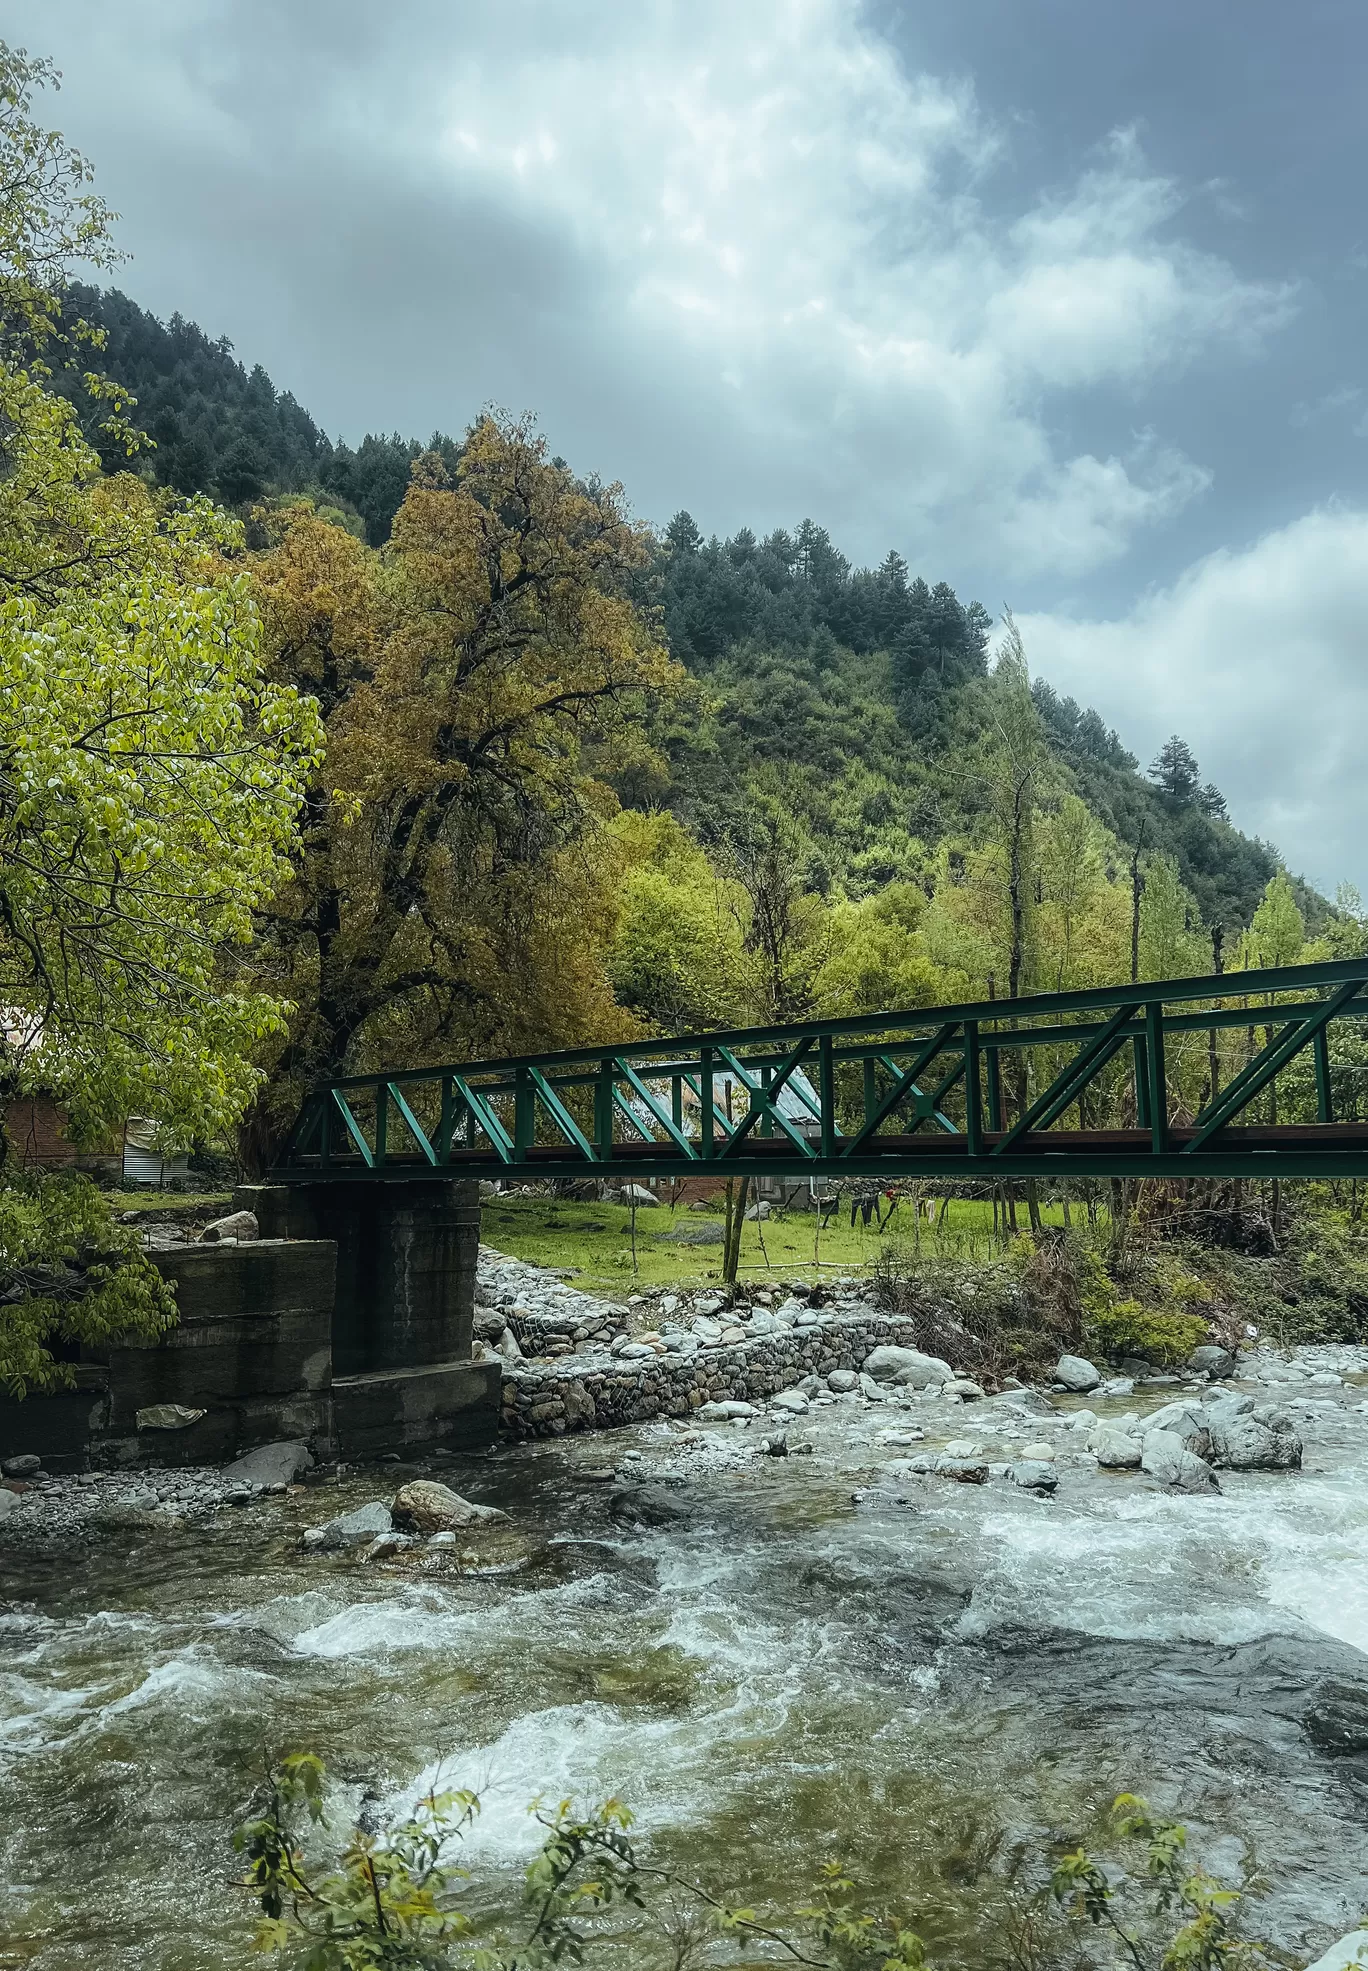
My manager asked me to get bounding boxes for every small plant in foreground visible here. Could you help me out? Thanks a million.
[234,1758,1280,1971]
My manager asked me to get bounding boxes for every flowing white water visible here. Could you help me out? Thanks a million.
[4,1387,1368,1968]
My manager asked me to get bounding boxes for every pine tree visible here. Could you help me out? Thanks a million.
[1148,734,1201,806]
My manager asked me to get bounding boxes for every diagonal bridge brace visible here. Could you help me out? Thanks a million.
[1183,979,1366,1152]
[842,1024,961,1155]
[992,1004,1140,1156]
[451,1076,515,1163]
[612,1058,697,1158]
[714,1040,817,1158]
[875,1050,961,1134]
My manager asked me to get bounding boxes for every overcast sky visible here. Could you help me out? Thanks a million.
[17,0,1368,897]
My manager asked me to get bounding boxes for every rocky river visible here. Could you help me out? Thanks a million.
[4,1261,1368,1969]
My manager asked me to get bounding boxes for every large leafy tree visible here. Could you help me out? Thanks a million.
[241,421,682,1164]
[0,43,322,1390]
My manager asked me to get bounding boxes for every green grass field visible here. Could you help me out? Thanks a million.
[103,1190,233,1215]
[480,1192,1075,1291]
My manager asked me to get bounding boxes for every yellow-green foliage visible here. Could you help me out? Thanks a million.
[1077,1244,1209,1364]
[1086,1299,1208,1367]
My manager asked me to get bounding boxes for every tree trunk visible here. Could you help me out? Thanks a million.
[1025,1177,1043,1235]
[722,1177,751,1284]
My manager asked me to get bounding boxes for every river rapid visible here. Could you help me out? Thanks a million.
[4,1370,1368,1969]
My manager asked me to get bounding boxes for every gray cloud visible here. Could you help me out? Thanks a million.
[14,0,1365,890]
[1021,506,1368,897]
[18,0,1291,583]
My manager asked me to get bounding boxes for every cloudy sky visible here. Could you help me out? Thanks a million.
[18,0,1368,895]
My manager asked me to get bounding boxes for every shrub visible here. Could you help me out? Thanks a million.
[1085,1299,1208,1366]
[233,1756,1277,1971]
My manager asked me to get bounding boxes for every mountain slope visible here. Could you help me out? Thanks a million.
[59,283,1323,935]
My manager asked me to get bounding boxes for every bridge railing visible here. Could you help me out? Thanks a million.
[271,957,1368,1182]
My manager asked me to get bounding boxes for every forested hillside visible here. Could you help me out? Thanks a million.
[49,282,1356,1104]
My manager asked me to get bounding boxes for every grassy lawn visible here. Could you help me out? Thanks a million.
[103,1190,233,1215]
[480,1192,1075,1292]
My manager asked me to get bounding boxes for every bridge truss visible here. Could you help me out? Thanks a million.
[272,958,1368,1184]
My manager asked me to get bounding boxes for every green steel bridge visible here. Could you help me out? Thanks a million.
[271,957,1368,1185]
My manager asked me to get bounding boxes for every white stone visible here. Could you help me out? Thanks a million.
[224,1440,314,1486]
[1054,1354,1101,1392]
[1303,1931,1368,1971]
[303,1501,394,1550]
[201,1209,259,1243]
[698,1400,756,1420]
[1091,1427,1142,1468]
[861,1345,955,1388]
[1019,1441,1055,1461]
[1141,1428,1219,1492]
[942,1438,982,1459]
[770,1390,809,1414]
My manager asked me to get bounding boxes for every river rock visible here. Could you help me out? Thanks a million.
[1011,1460,1058,1491]
[944,1378,986,1399]
[943,1438,982,1458]
[200,1209,259,1243]
[771,1389,809,1414]
[826,1370,859,1393]
[1302,1930,1368,1971]
[2,1454,42,1478]
[303,1501,394,1549]
[1091,1427,1142,1468]
[862,1345,954,1387]
[1054,1354,1101,1392]
[1203,1390,1255,1424]
[1304,1683,1368,1758]
[0,1487,18,1519]
[1141,1428,1220,1492]
[609,1486,691,1526]
[1020,1440,1055,1461]
[224,1440,315,1487]
[698,1400,756,1420]
[1188,1343,1235,1378]
[1144,1403,1213,1459]
[1208,1414,1302,1470]
[936,1456,988,1483]
[391,1480,506,1533]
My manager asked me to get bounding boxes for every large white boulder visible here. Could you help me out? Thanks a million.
[1208,1414,1302,1470]
[861,1345,954,1387]
[1141,1428,1220,1492]
[1143,1403,1213,1459]
[224,1440,314,1487]
[392,1480,506,1533]
[1091,1427,1143,1469]
[1054,1354,1101,1392]
[1188,1343,1234,1378]
[1304,1932,1368,1971]
[303,1501,393,1550]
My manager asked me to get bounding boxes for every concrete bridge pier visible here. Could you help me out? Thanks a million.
[239,1180,500,1459]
